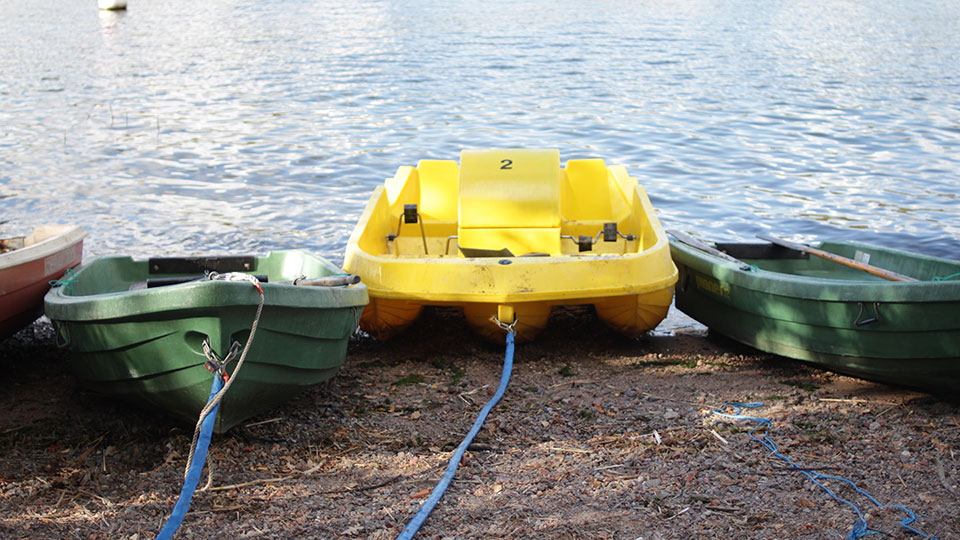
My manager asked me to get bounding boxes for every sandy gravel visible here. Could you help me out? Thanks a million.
[1,309,957,539]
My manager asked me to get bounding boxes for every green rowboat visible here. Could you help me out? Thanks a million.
[44,250,368,432]
[669,235,960,395]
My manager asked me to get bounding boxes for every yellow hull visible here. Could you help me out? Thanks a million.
[344,149,678,341]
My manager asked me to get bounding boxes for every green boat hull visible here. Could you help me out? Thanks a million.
[669,239,960,395]
[44,251,368,432]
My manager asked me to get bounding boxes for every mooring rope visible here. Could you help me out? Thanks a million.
[182,272,264,478]
[155,375,223,540]
[48,268,79,293]
[713,402,939,540]
[154,273,265,540]
[395,326,516,540]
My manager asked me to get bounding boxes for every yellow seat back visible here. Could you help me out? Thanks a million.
[561,158,630,222]
[458,149,562,256]
[416,159,459,222]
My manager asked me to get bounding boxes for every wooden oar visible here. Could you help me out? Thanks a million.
[757,234,918,282]
[293,274,361,287]
[668,230,753,269]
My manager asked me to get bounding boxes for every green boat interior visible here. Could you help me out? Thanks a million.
[716,241,960,281]
[62,251,345,296]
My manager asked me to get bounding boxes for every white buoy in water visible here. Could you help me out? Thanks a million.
[98,0,127,10]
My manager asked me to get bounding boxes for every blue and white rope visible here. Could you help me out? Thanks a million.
[714,401,938,540]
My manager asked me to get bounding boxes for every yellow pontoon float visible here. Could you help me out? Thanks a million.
[343,149,678,341]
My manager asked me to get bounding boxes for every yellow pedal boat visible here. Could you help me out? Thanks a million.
[343,149,678,342]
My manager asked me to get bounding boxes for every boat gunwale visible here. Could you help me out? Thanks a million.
[345,185,679,303]
[44,251,369,322]
[359,269,678,304]
[0,225,86,271]
[670,239,960,304]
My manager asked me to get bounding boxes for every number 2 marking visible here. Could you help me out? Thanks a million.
[500,159,513,170]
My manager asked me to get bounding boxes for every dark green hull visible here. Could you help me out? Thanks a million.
[44,251,368,432]
[669,239,960,395]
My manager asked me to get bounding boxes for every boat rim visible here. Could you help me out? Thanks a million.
[44,251,369,321]
[670,238,960,303]
[0,225,86,271]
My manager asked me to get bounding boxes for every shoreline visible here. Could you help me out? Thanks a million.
[1,311,957,539]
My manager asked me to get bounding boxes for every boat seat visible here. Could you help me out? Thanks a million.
[561,158,631,223]
[457,149,562,256]
[416,159,459,222]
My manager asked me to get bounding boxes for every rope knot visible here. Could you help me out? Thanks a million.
[207,271,263,294]
[49,268,79,293]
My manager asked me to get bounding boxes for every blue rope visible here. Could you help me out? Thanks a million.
[933,272,960,281]
[396,331,515,540]
[714,402,939,540]
[156,375,224,540]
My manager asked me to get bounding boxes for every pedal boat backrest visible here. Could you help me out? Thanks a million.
[415,159,460,223]
[561,158,631,223]
[378,159,460,256]
[457,149,562,257]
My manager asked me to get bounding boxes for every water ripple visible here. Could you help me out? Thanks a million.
[0,0,958,263]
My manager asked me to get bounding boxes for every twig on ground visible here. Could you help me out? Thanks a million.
[78,488,111,507]
[595,464,629,471]
[547,379,595,389]
[666,506,690,520]
[710,429,728,445]
[458,384,490,404]
[317,474,404,495]
[209,476,288,492]
[210,461,328,491]
[705,505,740,512]
[634,426,688,440]
[75,435,106,466]
[543,446,592,454]
[641,392,707,407]
[466,443,498,452]
[819,398,898,405]
[244,417,282,428]
[55,489,67,509]
[459,385,489,396]
[210,460,446,495]
[209,505,245,512]
[936,455,958,499]
[876,405,899,417]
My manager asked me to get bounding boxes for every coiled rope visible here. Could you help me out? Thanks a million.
[395,325,516,540]
[714,402,939,540]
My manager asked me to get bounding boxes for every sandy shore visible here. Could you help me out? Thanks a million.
[1,309,957,539]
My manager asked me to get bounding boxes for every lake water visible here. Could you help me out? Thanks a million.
[3,0,959,267]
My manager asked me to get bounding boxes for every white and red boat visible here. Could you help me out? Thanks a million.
[1,225,85,339]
